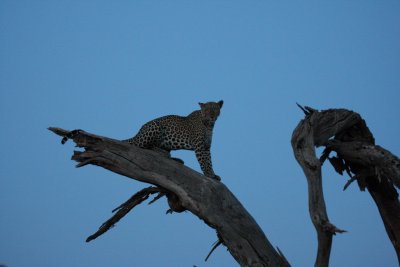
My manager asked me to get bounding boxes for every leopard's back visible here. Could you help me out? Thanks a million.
[129,114,199,151]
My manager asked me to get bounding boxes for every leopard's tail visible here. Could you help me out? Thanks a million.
[121,136,136,144]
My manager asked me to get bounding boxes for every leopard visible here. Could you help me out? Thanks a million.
[124,100,223,181]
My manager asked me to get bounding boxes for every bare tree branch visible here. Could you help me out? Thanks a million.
[86,186,165,242]
[205,237,223,262]
[49,127,289,267]
[324,122,400,264]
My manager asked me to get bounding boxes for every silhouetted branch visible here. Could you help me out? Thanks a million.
[205,236,223,262]
[86,186,165,242]
[324,133,400,264]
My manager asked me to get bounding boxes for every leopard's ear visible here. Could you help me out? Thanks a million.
[218,100,224,108]
[198,102,205,108]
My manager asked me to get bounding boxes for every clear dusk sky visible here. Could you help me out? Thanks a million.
[1,1,399,266]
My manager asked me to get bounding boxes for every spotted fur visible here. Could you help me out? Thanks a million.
[125,101,223,180]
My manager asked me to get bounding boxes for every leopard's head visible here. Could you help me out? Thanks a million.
[198,100,223,128]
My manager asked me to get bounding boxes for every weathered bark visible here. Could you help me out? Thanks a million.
[291,107,400,266]
[49,127,289,267]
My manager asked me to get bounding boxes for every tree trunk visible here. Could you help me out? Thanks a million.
[49,127,289,267]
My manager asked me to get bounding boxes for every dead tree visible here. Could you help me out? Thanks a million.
[49,106,399,267]
[291,106,400,267]
[49,127,289,267]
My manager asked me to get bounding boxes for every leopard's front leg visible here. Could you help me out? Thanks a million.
[194,149,221,181]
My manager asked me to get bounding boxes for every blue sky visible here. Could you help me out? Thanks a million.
[1,1,399,266]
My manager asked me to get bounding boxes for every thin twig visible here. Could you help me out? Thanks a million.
[205,239,223,262]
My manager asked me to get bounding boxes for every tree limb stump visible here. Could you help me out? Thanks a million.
[49,127,289,267]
